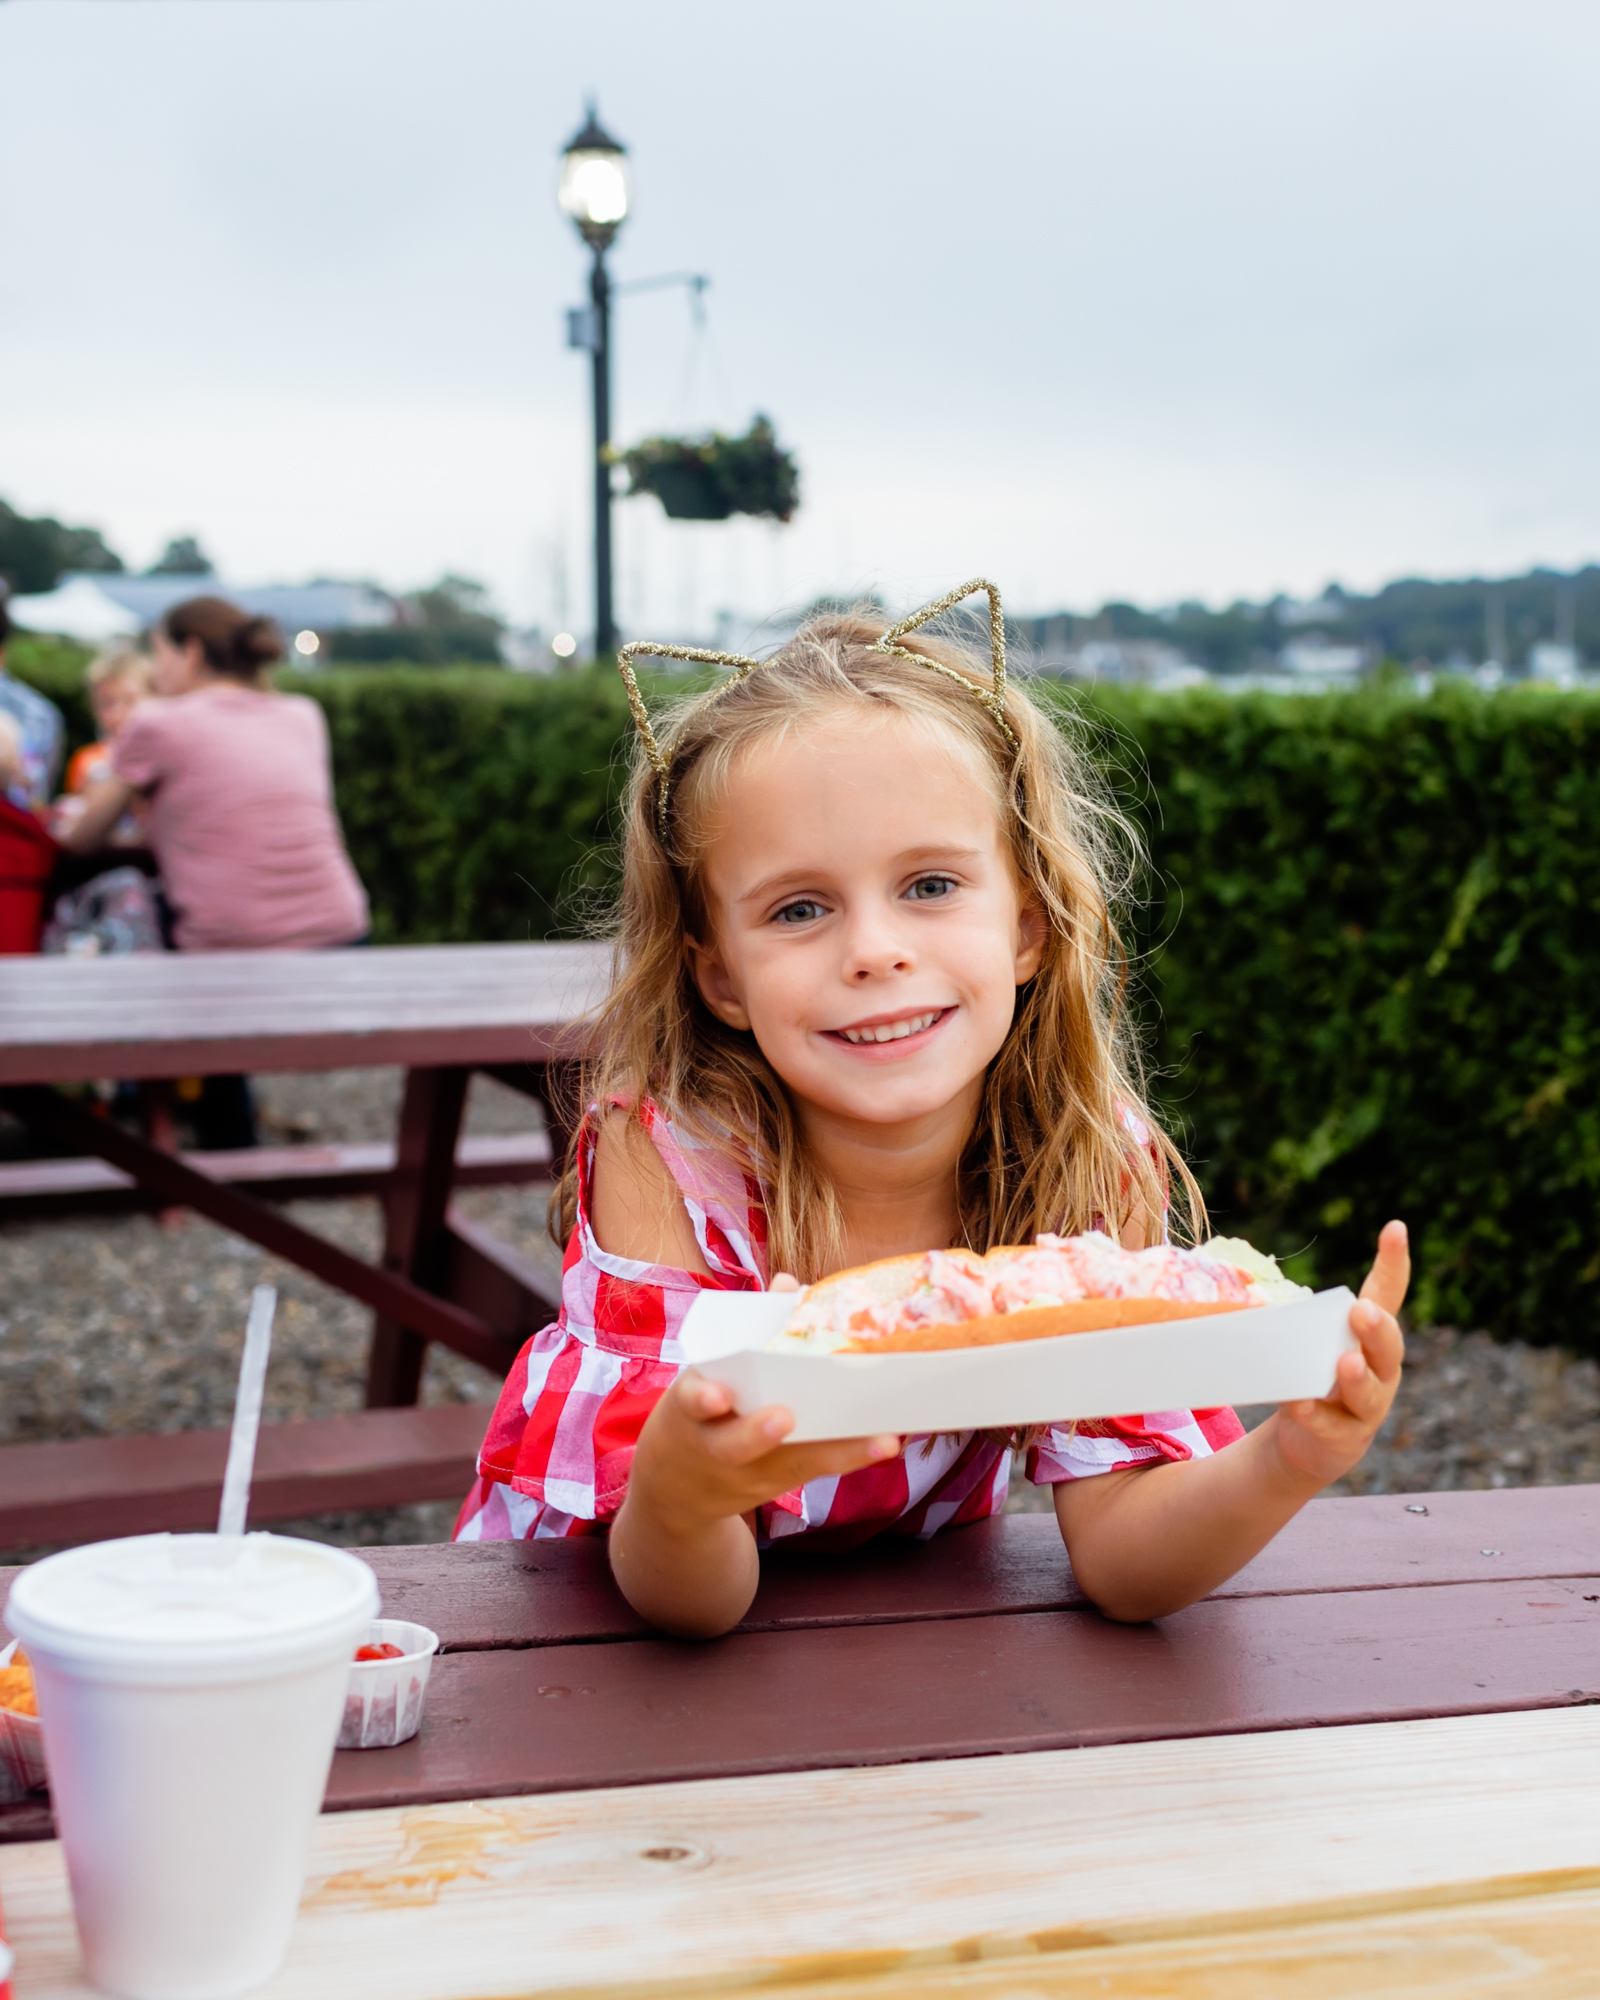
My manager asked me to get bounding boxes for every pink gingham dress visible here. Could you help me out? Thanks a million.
[454,1102,1244,1546]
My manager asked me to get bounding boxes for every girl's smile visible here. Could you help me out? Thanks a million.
[823,1004,956,1054]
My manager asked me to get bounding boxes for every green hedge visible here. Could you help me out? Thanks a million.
[11,644,1599,1350]
[1078,683,1600,1347]
[5,637,94,748]
[287,667,632,943]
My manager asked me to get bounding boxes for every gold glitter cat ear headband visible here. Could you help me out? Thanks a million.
[616,578,1018,837]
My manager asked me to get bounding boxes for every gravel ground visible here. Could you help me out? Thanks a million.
[0,1071,556,1561]
[5,1068,1598,1554]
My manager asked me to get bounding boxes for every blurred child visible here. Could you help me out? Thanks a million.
[65,650,150,792]
[54,650,150,842]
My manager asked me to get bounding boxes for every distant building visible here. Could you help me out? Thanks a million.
[1276,593,1348,629]
[8,573,398,656]
[1048,639,1210,692]
[1527,642,1582,687]
[1278,636,1369,681]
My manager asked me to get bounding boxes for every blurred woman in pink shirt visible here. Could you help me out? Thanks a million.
[63,595,369,1144]
[64,596,368,952]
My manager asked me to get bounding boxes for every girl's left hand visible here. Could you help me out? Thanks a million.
[1271,1219,1409,1489]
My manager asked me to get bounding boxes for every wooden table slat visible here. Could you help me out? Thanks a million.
[317,1578,1600,1813]
[0,942,610,1082]
[8,1488,1598,1654]
[354,1486,1600,1653]
[0,1130,551,1214]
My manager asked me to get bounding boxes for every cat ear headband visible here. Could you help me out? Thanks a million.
[615,577,1018,837]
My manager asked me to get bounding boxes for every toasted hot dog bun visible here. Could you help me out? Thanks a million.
[837,1294,1246,1352]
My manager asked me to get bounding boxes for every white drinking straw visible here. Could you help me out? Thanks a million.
[217,1285,277,1538]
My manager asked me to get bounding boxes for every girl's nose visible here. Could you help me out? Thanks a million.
[841,907,914,981]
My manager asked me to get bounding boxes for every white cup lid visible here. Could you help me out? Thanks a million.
[8,1534,379,1684]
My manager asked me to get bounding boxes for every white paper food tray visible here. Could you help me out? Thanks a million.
[679,1285,1359,1441]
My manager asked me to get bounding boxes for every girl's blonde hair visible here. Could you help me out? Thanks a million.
[86,648,150,693]
[563,608,1202,1279]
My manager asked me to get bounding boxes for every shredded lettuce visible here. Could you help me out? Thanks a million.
[1203,1237,1308,1304]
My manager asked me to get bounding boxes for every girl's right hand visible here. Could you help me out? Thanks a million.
[629,1369,901,1537]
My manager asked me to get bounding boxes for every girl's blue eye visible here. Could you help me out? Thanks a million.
[774,899,826,925]
[906,875,957,902]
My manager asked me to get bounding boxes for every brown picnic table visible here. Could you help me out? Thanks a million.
[0,943,610,1547]
[4,1487,1600,1994]
[4,1481,1597,1837]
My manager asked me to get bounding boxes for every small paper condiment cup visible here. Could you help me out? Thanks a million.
[338,1620,438,1750]
[0,1639,47,1795]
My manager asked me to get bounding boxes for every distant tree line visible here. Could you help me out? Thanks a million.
[0,499,124,593]
[6,490,1597,673]
[1016,569,1600,674]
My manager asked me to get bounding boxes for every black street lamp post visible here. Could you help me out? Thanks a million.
[559,105,630,659]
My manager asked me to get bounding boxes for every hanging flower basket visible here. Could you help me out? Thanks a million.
[612,416,800,523]
[647,462,732,520]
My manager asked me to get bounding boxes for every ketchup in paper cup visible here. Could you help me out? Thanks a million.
[338,1619,438,1750]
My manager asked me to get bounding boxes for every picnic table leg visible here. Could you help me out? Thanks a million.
[366,1066,470,1409]
[139,1079,179,1156]
[138,1079,186,1230]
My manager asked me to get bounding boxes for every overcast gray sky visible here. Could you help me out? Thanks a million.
[4,0,1599,637]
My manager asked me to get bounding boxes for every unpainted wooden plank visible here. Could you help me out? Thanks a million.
[657,1886,1600,2000]
[315,1579,1600,1812]
[7,1705,1600,1999]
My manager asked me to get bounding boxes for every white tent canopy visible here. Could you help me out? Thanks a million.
[7,577,142,643]
[8,573,398,646]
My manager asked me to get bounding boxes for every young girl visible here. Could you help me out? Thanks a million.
[52,649,150,845]
[455,582,1407,1637]
[65,649,150,797]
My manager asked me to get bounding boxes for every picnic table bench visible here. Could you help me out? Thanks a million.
[0,943,609,1548]
[3,1485,1599,1994]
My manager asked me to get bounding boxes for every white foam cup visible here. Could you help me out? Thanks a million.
[6,1533,379,2000]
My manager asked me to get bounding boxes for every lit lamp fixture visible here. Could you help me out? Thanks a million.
[557,110,630,251]
[558,104,629,658]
